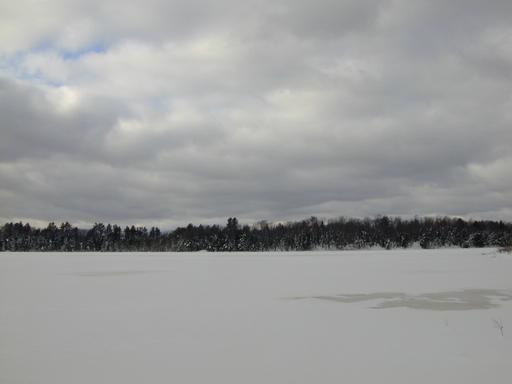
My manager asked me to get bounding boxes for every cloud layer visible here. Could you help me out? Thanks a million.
[1,0,512,227]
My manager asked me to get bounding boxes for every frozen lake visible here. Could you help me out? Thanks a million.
[1,248,511,383]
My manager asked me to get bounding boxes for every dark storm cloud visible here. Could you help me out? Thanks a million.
[1,0,511,227]
[0,78,127,161]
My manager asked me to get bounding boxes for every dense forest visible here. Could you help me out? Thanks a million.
[1,216,511,252]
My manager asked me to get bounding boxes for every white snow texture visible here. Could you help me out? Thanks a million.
[1,248,511,383]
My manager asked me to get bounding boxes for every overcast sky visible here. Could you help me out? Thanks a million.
[1,0,511,228]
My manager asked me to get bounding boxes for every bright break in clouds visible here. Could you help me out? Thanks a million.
[1,0,511,228]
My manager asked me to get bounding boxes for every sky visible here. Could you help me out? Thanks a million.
[1,0,511,228]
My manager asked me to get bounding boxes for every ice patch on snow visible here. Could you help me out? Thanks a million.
[292,289,512,311]
[70,270,164,277]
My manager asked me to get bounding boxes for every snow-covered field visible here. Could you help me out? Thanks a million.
[1,248,511,383]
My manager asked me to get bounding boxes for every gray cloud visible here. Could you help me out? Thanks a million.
[1,0,511,228]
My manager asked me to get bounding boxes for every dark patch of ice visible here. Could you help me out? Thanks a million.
[291,289,512,311]
[70,270,163,277]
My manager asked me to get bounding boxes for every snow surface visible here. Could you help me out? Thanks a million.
[1,248,511,384]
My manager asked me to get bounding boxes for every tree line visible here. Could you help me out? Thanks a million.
[1,216,511,252]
